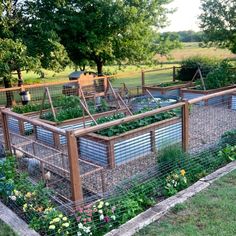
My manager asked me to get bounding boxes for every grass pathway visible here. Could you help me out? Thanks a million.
[0,219,17,236]
[136,169,236,236]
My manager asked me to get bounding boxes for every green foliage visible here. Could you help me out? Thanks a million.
[176,56,219,81]
[196,60,236,90]
[22,0,174,74]
[164,169,188,197]
[0,38,40,78]
[218,145,236,162]
[219,129,236,147]
[200,0,236,53]
[93,111,177,137]
[157,81,185,87]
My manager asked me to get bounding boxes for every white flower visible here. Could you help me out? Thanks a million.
[84,226,91,233]
[99,214,104,221]
[9,196,16,201]
[78,223,84,229]
[105,202,109,206]
[111,215,116,220]
[98,209,103,214]
[77,232,82,236]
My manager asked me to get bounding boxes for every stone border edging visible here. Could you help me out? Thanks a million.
[105,161,236,236]
[0,201,39,236]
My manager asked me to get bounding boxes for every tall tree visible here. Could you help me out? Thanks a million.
[0,38,40,106]
[199,0,236,53]
[24,0,173,74]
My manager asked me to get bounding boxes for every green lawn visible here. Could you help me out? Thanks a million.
[0,219,17,236]
[136,170,236,236]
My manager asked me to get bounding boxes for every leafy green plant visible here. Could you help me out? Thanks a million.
[164,169,188,197]
[176,56,219,81]
[196,60,236,90]
[219,129,236,147]
[93,110,177,137]
[218,145,236,162]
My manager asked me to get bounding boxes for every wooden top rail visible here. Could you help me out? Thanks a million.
[188,87,236,105]
[143,67,177,73]
[74,102,184,136]
[1,108,66,135]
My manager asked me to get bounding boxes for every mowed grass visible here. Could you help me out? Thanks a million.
[7,42,236,88]
[136,169,236,236]
[0,220,17,236]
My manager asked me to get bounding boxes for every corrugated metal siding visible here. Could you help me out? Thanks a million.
[155,122,182,149]
[36,121,92,145]
[183,92,230,106]
[36,127,54,146]
[114,133,151,165]
[232,95,236,110]
[79,137,108,166]
[148,89,180,99]
[8,117,20,133]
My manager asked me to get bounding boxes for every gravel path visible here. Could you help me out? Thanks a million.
[189,105,236,153]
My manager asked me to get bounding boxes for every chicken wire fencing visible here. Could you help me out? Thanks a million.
[0,88,235,236]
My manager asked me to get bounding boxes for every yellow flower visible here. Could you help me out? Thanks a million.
[23,203,27,212]
[13,190,20,196]
[25,192,32,198]
[53,218,60,223]
[62,222,69,228]
[49,225,56,230]
[62,217,67,221]
[180,169,186,176]
[59,214,63,218]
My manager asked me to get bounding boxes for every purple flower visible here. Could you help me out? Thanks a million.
[104,216,110,223]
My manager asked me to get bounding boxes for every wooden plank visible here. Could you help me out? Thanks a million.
[141,70,145,93]
[79,100,97,125]
[74,102,185,136]
[66,130,83,202]
[116,92,133,115]
[107,140,115,168]
[1,111,11,152]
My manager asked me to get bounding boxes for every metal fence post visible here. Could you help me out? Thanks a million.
[66,130,83,203]
[182,101,189,152]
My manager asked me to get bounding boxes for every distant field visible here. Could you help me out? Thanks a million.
[156,42,236,62]
[7,42,236,89]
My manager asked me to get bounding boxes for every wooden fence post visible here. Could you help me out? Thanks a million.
[66,130,83,203]
[182,101,189,152]
[173,66,176,82]
[1,109,12,153]
[141,70,145,93]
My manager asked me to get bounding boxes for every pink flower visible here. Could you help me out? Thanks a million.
[93,208,97,212]
[76,216,81,222]
[111,206,116,213]
[87,218,92,222]
[78,207,83,213]
[104,216,110,223]
[83,218,87,223]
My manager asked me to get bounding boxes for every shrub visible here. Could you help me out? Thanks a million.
[219,129,236,147]
[176,56,219,81]
[199,60,236,90]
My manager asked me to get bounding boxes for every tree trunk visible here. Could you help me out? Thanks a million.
[17,68,23,86]
[3,76,15,107]
[96,60,103,76]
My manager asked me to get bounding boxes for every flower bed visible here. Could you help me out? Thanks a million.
[181,85,235,105]
[143,81,193,99]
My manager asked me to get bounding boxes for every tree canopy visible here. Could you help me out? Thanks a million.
[23,0,174,74]
[199,0,236,53]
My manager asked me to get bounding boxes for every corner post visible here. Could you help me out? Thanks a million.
[182,101,189,152]
[66,130,83,203]
[141,70,145,94]
[1,109,12,153]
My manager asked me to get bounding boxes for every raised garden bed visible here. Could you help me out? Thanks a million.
[143,81,193,99]
[79,117,182,168]
[181,85,235,105]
